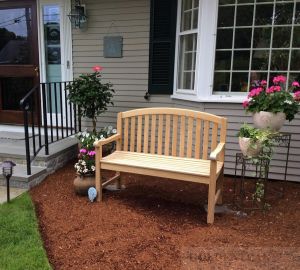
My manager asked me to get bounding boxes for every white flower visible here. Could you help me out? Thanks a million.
[100,135,104,139]
[91,166,95,171]
[284,100,292,105]
[108,126,113,131]
[112,129,117,134]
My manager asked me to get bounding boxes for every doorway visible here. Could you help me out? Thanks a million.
[38,0,73,127]
[0,0,39,124]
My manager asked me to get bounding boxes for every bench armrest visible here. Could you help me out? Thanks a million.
[209,142,225,161]
[93,134,121,147]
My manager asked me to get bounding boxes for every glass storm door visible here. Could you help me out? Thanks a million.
[0,0,39,124]
[39,0,72,127]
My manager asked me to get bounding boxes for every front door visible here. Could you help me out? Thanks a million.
[0,0,39,124]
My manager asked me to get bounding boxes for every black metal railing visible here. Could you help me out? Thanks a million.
[20,81,81,175]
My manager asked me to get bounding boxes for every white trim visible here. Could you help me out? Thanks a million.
[196,0,218,99]
[171,93,246,103]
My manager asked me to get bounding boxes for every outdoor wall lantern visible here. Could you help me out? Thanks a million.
[1,160,16,203]
[67,0,87,29]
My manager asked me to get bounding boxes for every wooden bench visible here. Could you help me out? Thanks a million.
[94,108,227,224]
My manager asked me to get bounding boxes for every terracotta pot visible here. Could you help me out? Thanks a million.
[239,137,262,157]
[253,111,286,131]
[73,175,95,196]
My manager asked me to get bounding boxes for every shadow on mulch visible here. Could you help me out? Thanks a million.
[30,162,300,270]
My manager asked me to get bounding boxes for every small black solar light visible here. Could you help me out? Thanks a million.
[1,160,16,203]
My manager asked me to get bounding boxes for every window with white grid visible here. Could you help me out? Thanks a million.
[176,0,199,92]
[214,0,300,94]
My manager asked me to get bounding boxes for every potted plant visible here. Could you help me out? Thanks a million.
[73,126,117,195]
[242,75,300,131]
[237,124,277,158]
[67,65,114,133]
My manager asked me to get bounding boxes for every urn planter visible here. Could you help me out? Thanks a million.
[253,111,286,131]
[239,137,262,157]
[73,175,95,196]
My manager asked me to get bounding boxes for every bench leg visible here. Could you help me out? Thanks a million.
[116,171,122,189]
[216,169,224,205]
[207,180,216,224]
[95,164,102,202]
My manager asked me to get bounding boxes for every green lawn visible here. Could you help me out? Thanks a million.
[0,193,51,270]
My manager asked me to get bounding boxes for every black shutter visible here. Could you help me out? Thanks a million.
[148,0,177,95]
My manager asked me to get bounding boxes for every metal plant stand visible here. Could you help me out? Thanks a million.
[234,133,291,210]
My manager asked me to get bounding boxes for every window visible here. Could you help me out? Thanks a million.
[214,0,300,94]
[177,0,199,91]
[173,0,300,102]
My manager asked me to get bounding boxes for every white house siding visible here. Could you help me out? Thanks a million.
[72,0,300,182]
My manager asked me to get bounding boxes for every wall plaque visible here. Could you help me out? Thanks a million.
[103,36,123,58]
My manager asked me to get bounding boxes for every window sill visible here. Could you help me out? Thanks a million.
[171,93,246,103]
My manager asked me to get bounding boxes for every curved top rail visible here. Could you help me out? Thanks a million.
[120,107,226,124]
[19,84,40,109]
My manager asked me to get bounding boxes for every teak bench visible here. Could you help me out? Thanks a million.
[94,108,227,224]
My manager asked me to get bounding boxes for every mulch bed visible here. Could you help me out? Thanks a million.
[30,162,300,270]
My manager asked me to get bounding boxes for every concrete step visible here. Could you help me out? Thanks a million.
[0,164,47,189]
[0,137,78,170]
[0,135,78,189]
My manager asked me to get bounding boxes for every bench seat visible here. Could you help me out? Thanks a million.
[101,151,223,184]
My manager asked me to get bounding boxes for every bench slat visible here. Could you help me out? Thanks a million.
[211,122,218,151]
[165,115,171,155]
[195,118,202,159]
[137,115,142,152]
[130,116,136,152]
[150,115,156,154]
[179,116,186,157]
[187,117,194,158]
[143,114,149,153]
[158,115,163,155]
[202,120,209,160]
[124,118,129,151]
[172,115,178,156]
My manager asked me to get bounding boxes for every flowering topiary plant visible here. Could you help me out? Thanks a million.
[67,66,114,133]
[74,126,117,176]
[243,75,300,121]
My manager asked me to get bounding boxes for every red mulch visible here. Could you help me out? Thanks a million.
[30,162,300,270]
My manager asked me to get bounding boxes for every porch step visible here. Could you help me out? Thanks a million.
[0,137,77,168]
[0,164,47,189]
[0,135,78,189]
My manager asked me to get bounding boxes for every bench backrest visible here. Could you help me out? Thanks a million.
[116,108,227,160]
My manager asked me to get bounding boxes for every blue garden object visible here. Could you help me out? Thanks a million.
[88,187,97,202]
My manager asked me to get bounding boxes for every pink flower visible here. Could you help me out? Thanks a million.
[294,91,300,101]
[79,148,87,154]
[260,80,267,86]
[92,65,103,72]
[273,75,286,84]
[292,81,300,87]
[242,100,249,108]
[248,87,263,98]
[88,151,96,156]
[266,85,281,94]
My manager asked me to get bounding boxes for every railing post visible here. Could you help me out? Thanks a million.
[23,107,31,175]
[42,83,49,155]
